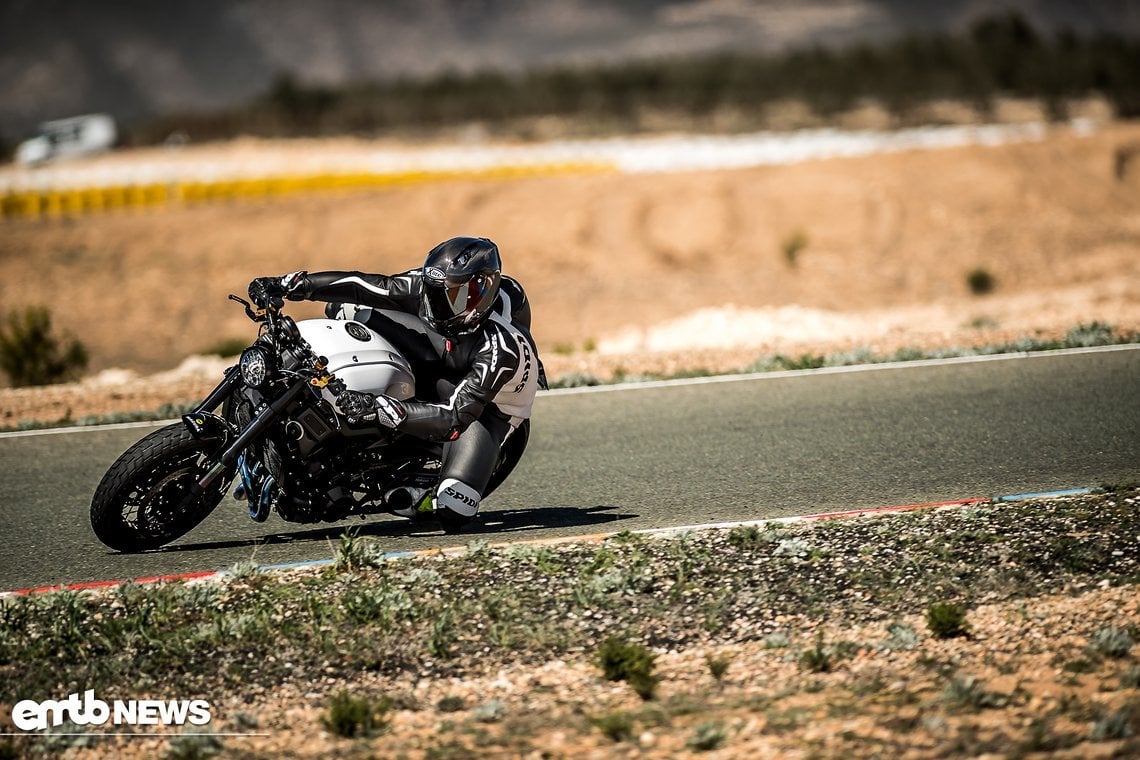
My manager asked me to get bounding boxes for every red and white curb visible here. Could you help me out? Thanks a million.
[0,488,1092,598]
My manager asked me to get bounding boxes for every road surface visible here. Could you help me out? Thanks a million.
[1,346,1136,591]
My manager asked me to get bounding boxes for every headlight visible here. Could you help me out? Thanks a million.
[239,347,272,388]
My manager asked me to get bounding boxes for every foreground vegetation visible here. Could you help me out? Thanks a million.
[0,306,88,389]
[1,488,1137,757]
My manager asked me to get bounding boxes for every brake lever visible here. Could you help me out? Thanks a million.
[229,293,260,321]
[229,293,279,322]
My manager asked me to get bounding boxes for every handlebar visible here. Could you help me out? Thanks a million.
[229,293,346,397]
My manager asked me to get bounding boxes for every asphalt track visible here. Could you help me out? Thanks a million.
[1,346,1137,592]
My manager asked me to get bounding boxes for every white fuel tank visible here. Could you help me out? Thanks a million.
[295,319,415,401]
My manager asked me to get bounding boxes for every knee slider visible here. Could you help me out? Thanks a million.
[436,478,480,517]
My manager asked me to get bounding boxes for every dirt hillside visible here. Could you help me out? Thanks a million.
[1,121,1138,381]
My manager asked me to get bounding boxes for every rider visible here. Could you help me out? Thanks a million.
[248,236,543,531]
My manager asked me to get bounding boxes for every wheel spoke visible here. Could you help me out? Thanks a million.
[120,452,203,539]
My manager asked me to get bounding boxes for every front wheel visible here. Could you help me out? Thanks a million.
[90,423,231,552]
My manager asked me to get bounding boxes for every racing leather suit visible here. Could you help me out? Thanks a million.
[283,269,541,522]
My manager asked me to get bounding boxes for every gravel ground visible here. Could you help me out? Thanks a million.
[1,488,1137,758]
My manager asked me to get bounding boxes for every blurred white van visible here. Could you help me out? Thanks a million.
[16,114,117,164]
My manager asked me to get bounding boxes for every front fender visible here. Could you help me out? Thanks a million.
[182,412,237,450]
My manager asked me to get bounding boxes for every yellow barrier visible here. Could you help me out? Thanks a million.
[0,162,616,219]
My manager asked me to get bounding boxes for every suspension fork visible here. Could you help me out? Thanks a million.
[192,366,241,415]
[182,367,242,448]
[196,379,311,491]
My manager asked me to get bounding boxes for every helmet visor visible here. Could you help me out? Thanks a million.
[423,279,483,326]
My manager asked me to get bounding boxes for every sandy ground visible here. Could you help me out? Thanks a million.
[2,120,1140,421]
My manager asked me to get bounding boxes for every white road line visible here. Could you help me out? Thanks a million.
[539,343,1140,396]
[0,418,177,439]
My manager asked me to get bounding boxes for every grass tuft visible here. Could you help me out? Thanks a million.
[1089,626,1134,659]
[883,622,922,651]
[598,637,658,700]
[727,524,762,549]
[436,695,465,713]
[226,559,261,580]
[706,652,732,683]
[592,711,635,742]
[1090,708,1135,741]
[780,229,809,267]
[687,720,728,751]
[926,601,970,639]
[323,691,391,738]
[334,527,386,572]
[940,676,1005,711]
[799,635,834,673]
[199,337,249,358]
[166,731,224,760]
[428,608,457,659]
[966,267,996,295]
[0,305,89,387]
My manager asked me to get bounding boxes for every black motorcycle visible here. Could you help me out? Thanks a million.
[90,295,528,551]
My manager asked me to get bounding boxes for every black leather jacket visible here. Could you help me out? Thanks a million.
[289,270,540,441]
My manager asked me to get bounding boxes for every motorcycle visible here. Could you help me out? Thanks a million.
[90,294,529,551]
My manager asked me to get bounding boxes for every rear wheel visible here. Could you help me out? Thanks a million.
[483,418,530,500]
[90,424,230,552]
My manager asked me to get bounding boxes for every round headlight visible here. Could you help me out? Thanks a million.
[239,347,271,388]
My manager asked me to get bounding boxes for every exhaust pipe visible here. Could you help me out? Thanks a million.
[384,487,428,517]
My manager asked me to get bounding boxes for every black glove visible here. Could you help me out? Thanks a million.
[248,277,285,310]
[248,271,308,309]
[336,390,407,428]
[372,395,408,428]
[336,390,377,422]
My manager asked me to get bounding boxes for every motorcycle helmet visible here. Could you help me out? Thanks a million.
[420,237,502,336]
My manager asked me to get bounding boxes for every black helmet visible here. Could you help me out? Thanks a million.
[420,237,502,335]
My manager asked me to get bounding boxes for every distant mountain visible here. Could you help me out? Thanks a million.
[2,0,1138,139]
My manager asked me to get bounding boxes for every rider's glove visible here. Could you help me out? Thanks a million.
[248,271,308,309]
[336,390,407,428]
[372,395,408,429]
[248,277,284,309]
[336,390,377,423]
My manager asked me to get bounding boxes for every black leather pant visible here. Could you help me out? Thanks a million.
[330,304,510,499]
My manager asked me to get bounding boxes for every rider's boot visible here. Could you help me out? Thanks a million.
[435,478,481,534]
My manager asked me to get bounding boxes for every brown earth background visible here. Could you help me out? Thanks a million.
[2,120,1139,423]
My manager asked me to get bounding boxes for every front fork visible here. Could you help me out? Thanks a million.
[197,380,310,491]
[182,365,241,442]
[180,368,311,495]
